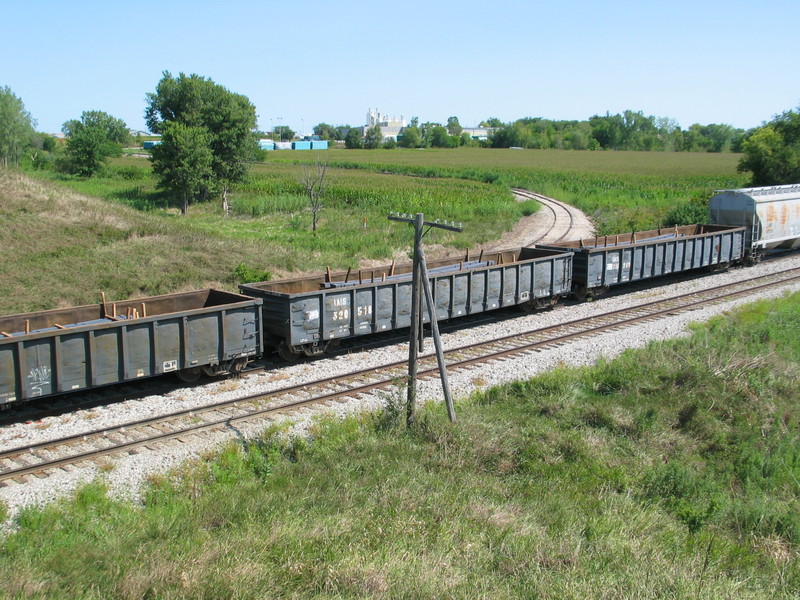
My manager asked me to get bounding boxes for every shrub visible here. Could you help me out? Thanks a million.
[663,192,710,226]
[234,263,272,284]
[114,165,149,181]
[642,460,722,533]
[728,497,800,543]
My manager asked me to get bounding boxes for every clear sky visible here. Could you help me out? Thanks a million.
[3,0,798,135]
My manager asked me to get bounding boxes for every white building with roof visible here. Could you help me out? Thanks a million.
[363,108,407,141]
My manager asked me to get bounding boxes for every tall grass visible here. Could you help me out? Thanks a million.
[276,148,748,234]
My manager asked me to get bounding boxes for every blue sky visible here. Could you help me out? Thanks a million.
[3,0,798,135]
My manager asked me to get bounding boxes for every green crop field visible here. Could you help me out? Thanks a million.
[271,148,748,233]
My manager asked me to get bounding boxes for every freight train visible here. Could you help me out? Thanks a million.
[2,183,799,407]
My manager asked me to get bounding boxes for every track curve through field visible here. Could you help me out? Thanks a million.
[511,188,595,245]
[476,189,595,252]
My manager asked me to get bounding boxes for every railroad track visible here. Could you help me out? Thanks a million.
[3,265,800,485]
[511,188,576,243]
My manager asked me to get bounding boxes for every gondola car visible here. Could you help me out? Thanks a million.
[0,289,262,405]
[240,247,573,360]
[536,224,746,299]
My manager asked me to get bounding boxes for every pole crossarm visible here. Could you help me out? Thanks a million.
[388,212,463,233]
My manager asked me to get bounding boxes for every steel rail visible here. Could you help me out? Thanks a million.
[511,188,576,243]
[3,266,800,483]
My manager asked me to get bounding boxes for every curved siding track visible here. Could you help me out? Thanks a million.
[511,188,594,244]
[478,189,594,252]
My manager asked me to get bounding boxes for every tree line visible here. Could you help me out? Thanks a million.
[1,80,798,216]
[313,112,748,153]
[485,112,745,152]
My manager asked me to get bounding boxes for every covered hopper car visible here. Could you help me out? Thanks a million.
[709,184,800,261]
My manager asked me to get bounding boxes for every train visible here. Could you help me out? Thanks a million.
[1,183,798,407]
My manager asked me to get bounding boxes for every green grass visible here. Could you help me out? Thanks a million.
[0,170,278,313]
[2,293,799,599]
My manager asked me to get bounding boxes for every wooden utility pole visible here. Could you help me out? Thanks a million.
[388,212,462,426]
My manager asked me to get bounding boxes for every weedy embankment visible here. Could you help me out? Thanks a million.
[1,294,798,599]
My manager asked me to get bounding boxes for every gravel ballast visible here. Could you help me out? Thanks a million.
[2,255,800,524]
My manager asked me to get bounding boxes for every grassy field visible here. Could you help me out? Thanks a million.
[273,148,749,233]
[2,165,524,313]
[3,148,747,314]
[2,293,798,599]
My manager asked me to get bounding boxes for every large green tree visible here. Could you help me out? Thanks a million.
[738,108,800,186]
[363,125,383,149]
[145,72,258,213]
[446,116,462,136]
[61,111,129,177]
[398,126,422,148]
[151,122,213,215]
[480,117,504,128]
[0,86,36,168]
[344,127,363,149]
[273,125,295,142]
[313,123,337,140]
[429,125,452,148]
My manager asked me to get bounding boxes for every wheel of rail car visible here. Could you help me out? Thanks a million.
[573,286,589,302]
[176,366,203,383]
[229,357,249,373]
[706,261,730,273]
[302,344,325,357]
[590,286,609,299]
[535,296,559,309]
[745,253,762,266]
[277,341,301,362]
[519,296,556,313]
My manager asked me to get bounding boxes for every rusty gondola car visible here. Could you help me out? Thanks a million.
[239,247,573,361]
[0,289,262,405]
[536,224,746,299]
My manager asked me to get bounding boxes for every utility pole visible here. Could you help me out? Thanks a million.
[388,212,462,426]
